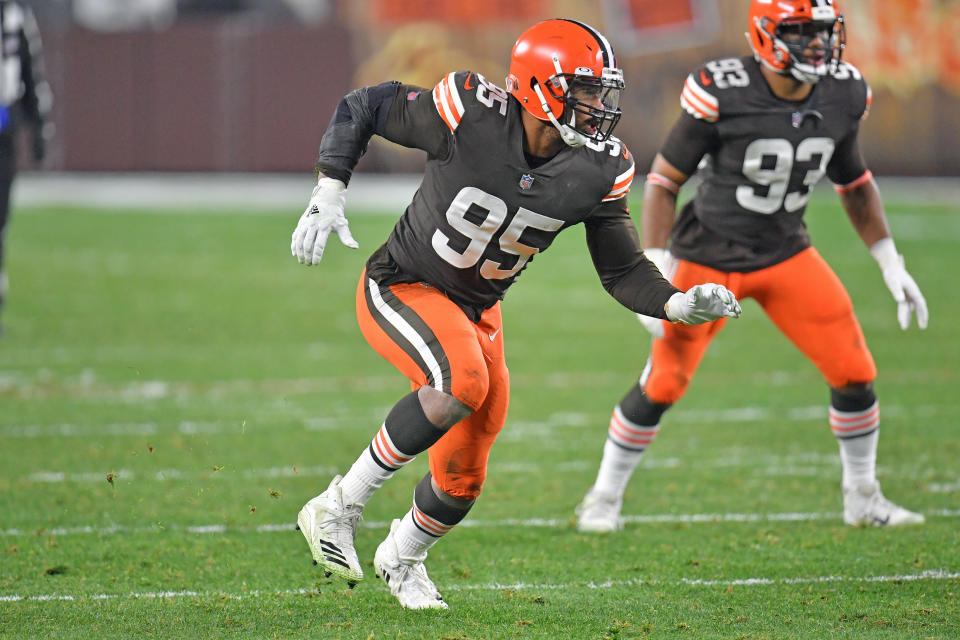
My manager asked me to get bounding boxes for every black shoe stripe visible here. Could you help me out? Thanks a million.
[320,542,346,560]
[324,555,350,569]
[320,540,342,553]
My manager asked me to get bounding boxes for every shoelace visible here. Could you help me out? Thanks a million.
[319,505,363,542]
[389,558,440,600]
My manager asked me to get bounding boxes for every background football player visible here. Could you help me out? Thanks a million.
[577,0,928,533]
[289,19,741,610]
[0,0,51,335]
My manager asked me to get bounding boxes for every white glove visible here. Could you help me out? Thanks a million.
[870,237,928,330]
[291,177,359,265]
[665,283,742,325]
[637,248,678,338]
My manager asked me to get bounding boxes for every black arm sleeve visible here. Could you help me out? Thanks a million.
[826,122,869,186]
[315,82,450,184]
[659,112,719,177]
[315,81,401,184]
[584,201,680,318]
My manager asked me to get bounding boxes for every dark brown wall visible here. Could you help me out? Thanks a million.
[33,6,960,176]
[43,20,353,172]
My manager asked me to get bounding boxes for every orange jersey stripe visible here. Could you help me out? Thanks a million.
[441,77,462,127]
[432,84,458,132]
[681,88,715,121]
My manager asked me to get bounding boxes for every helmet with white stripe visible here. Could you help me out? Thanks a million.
[747,0,846,84]
[506,19,624,148]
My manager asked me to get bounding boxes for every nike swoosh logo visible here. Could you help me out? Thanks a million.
[488,327,501,341]
[622,147,629,160]
[700,70,712,86]
[464,73,475,91]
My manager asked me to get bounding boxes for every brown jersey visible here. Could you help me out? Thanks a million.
[356,71,675,321]
[660,56,871,272]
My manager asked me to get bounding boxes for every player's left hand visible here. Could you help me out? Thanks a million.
[291,177,358,265]
[665,283,741,325]
[879,255,928,330]
[870,237,928,330]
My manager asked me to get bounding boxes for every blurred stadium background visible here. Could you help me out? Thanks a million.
[19,0,960,177]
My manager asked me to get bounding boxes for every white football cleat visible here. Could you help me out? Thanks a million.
[843,482,925,527]
[374,519,448,610]
[575,486,623,533]
[297,475,364,584]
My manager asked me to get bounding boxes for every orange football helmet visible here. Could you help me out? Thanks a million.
[746,0,846,83]
[506,19,624,147]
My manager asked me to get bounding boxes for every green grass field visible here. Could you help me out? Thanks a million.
[1,186,958,639]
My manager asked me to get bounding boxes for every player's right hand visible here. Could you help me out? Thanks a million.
[637,248,677,338]
[291,177,358,265]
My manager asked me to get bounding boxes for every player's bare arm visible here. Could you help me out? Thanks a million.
[641,154,688,250]
[836,174,890,247]
[837,174,928,330]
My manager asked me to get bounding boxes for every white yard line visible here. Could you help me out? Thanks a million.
[1,569,957,604]
[1,403,951,439]
[17,449,947,487]
[4,509,959,538]
[14,453,841,484]
[23,464,340,484]
[929,481,960,493]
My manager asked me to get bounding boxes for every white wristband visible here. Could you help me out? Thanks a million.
[869,237,899,270]
[317,177,346,192]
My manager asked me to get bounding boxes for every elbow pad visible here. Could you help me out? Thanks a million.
[316,81,400,184]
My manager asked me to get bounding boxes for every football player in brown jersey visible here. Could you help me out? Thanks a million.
[290,19,742,609]
[578,0,928,534]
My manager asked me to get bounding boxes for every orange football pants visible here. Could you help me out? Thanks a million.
[645,247,876,404]
[356,270,509,500]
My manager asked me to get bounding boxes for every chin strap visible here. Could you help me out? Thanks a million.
[532,82,588,148]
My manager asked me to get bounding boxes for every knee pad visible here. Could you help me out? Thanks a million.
[413,472,473,533]
[643,366,690,405]
[451,366,490,412]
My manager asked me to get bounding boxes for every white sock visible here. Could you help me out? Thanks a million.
[339,447,393,507]
[837,429,878,491]
[593,438,646,496]
[394,509,440,561]
[830,401,880,491]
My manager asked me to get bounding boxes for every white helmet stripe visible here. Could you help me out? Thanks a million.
[562,19,615,68]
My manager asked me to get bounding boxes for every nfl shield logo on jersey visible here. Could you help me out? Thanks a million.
[519,173,535,190]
